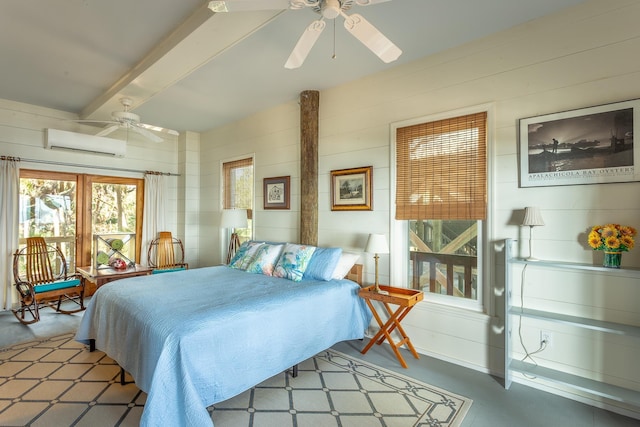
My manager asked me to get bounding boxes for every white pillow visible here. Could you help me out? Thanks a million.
[331,252,360,280]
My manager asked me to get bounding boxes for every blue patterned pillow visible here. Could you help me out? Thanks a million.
[273,243,316,282]
[245,244,284,276]
[228,241,249,266]
[303,247,343,281]
[228,241,263,270]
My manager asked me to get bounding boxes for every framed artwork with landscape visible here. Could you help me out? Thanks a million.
[330,166,372,211]
[518,99,639,187]
[263,176,290,209]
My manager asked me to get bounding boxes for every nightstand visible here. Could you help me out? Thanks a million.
[358,285,424,368]
[77,264,152,296]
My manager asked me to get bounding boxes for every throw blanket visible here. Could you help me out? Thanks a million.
[75,266,371,427]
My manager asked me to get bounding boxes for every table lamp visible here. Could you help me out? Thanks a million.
[365,233,389,294]
[521,207,545,261]
[220,209,248,264]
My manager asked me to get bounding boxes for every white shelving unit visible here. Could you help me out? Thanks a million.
[504,238,640,413]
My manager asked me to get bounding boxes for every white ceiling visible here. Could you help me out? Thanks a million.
[0,0,588,136]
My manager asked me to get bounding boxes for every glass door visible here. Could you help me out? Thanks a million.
[19,171,144,271]
[81,175,143,268]
[19,171,78,270]
[88,178,141,268]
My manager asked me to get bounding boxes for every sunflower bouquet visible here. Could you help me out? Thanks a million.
[588,224,637,252]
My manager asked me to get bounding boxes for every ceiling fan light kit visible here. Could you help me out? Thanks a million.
[209,0,401,69]
[320,0,341,19]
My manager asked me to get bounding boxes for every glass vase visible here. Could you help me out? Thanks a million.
[603,251,622,268]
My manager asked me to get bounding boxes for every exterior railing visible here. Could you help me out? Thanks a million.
[409,251,477,298]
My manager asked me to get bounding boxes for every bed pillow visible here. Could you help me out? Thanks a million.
[302,247,343,281]
[331,252,360,280]
[273,243,316,282]
[227,241,249,267]
[245,243,284,276]
[228,241,263,270]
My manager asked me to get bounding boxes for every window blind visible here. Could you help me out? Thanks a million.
[396,112,487,220]
[222,157,253,219]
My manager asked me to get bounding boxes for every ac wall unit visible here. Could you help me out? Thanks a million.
[45,128,126,157]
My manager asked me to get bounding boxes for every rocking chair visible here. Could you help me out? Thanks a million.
[12,237,85,325]
[147,231,188,273]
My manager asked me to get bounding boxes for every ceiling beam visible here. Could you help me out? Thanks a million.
[81,3,283,120]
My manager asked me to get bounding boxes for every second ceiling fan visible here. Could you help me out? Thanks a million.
[208,0,402,69]
[75,98,179,143]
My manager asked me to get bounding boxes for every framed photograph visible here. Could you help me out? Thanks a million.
[330,166,373,211]
[263,176,290,210]
[519,99,639,187]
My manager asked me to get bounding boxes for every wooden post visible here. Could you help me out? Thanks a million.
[300,90,319,246]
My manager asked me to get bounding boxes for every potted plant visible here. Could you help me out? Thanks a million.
[588,224,636,268]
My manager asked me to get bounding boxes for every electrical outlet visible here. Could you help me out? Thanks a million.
[540,330,552,347]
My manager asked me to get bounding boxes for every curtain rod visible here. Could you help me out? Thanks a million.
[0,155,180,176]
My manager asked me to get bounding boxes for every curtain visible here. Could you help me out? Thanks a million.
[141,174,166,266]
[1,158,20,310]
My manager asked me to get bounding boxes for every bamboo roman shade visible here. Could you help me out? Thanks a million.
[396,112,487,221]
[222,157,253,219]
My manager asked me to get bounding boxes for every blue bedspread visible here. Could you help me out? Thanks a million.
[75,266,371,427]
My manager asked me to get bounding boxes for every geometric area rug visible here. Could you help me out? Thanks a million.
[0,333,472,427]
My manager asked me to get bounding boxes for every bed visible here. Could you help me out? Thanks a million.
[75,263,371,427]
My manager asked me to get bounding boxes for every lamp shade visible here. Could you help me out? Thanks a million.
[365,234,389,254]
[220,209,248,229]
[522,207,545,227]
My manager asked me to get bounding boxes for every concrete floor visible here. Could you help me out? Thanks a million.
[1,300,86,348]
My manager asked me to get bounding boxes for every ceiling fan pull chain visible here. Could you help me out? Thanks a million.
[332,19,337,59]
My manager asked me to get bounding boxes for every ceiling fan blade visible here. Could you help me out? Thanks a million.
[353,0,392,5]
[131,126,164,143]
[95,124,120,137]
[285,19,326,69]
[138,122,180,136]
[208,0,291,12]
[74,119,109,123]
[342,13,401,63]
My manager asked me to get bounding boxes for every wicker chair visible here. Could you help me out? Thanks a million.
[12,237,85,325]
[147,231,188,273]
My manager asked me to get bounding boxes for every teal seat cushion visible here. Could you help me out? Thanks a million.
[34,279,81,293]
[152,267,187,274]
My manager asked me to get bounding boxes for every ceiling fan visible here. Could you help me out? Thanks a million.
[75,98,179,143]
[208,0,402,69]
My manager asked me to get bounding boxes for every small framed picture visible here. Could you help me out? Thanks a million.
[330,166,373,211]
[518,99,639,187]
[263,176,290,210]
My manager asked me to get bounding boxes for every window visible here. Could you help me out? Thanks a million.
[393,111,488,307]
[19,170,144,269]
[222,157,254,243]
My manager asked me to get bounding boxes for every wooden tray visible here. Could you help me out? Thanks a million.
[359,285,424,306]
